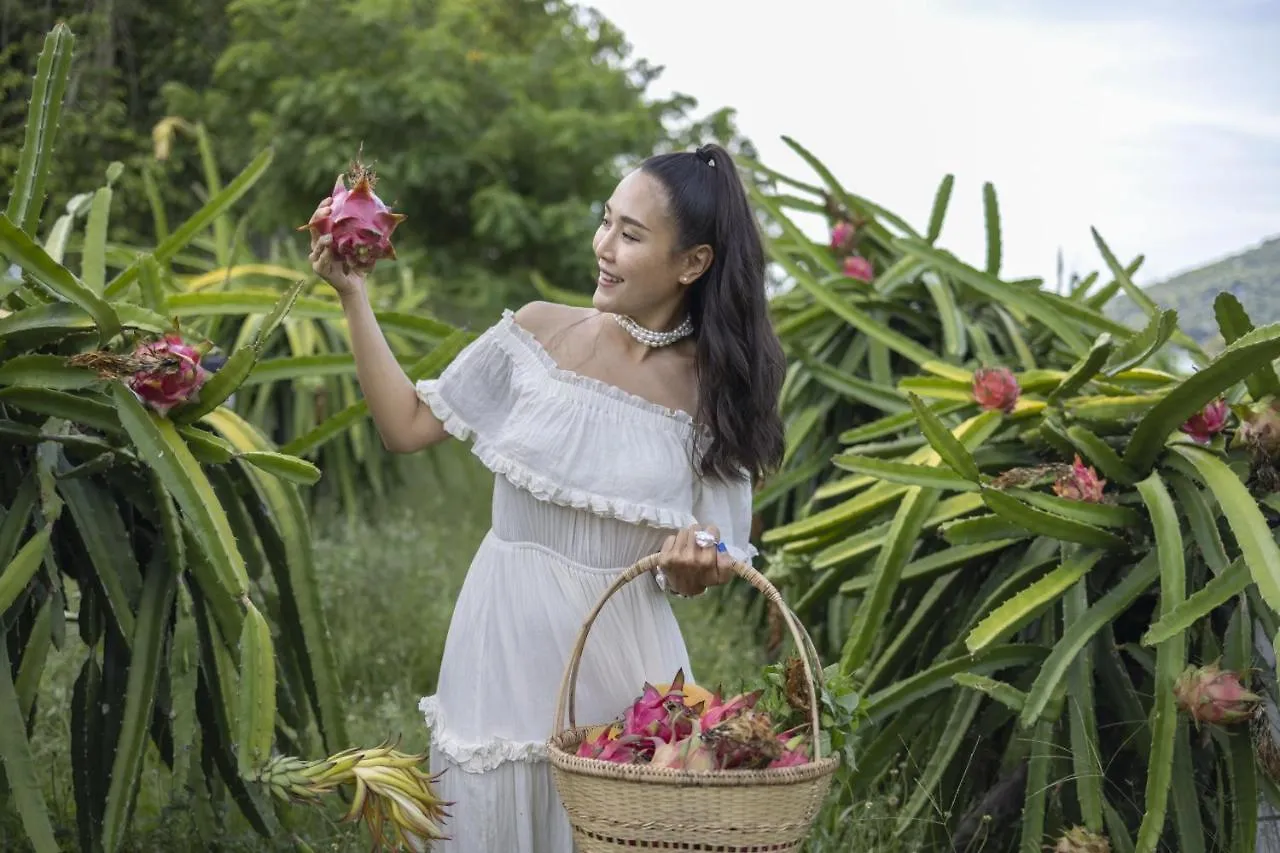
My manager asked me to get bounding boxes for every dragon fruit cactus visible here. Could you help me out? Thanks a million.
[1180,397,1229,443]
[300,157,406,276]
[127,334,211,416]
[971,366,1020,414]
[1053,455,1107,504]
[843,254,874,282]
[1052,826,1111,853]
[1173,662,1261,726]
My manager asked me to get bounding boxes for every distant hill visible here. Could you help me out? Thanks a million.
[1108,235,1280,350]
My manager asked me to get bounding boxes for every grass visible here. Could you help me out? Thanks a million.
[2,444,824,851]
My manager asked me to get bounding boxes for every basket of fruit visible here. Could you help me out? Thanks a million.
[546,553,841,851]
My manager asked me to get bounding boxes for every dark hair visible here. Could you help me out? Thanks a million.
[639,143,786,484]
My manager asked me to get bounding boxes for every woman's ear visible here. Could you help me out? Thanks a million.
[679,244,714,285]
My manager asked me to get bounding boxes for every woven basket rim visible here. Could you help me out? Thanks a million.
[547,727,841,787]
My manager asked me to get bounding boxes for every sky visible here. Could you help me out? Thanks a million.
[584,0,1280,288]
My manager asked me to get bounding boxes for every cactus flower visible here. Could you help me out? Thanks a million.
[299,159,406,276]
[843,254,874,282]
[829,220,856,252]
[1181,398,1229,443]
[971,367,1020,413]
[1053,455,1106,503]
[1053,826,1112,853]
[1174,662,1261,726]
[257,741,452,848]
[127,334,210,416]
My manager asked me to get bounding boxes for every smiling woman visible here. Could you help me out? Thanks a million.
[306,142,785,852]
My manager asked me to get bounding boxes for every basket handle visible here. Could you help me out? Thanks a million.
[552,552,831,760]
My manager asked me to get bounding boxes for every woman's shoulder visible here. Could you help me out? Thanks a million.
[510,300,596,344]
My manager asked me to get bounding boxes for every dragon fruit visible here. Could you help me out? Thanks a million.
[649,721,717,771]
[127,334,211,416]
[1180,398,1229,443]
[1052,826,1111,853]
[1053,455,1107,503]
[699,689,762,729]
[1173,662,1261,726]
[971,366,1020,414]
[843,254,874,282]
[299,158,406,276]
[767,731,811,769]
[704,708,783,770]
[829,220,856,253]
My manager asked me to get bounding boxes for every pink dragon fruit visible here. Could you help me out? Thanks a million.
[843,254,874,282]
[649,722,717,772]
[698,689,762,729]
[299,159,406,276]
[1174,662,1261,726]
[829,220,856,253]
[1181,398,1229,443]
[971,367,1020,414]
[767,732,811,769]
[1053,455,1107,504]
[127,334,210,416]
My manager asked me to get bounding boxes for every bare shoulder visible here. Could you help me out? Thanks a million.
[512,300,596,343]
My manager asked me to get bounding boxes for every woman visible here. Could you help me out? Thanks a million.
[308,143,786,851]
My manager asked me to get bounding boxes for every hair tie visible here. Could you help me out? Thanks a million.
[695,146,716,168]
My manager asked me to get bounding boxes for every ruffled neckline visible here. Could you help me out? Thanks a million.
[498,309,707,436]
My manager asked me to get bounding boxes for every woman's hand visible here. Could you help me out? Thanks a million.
[656,524,735,597]
[306,198,366,298]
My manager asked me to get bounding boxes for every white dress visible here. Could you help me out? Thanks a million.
[414,310,756,852]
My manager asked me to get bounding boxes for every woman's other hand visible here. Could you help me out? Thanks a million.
[657,524,735,597]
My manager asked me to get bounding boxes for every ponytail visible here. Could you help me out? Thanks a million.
[640,144,786,483]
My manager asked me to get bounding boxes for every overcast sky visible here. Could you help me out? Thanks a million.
[585,0,1280,287]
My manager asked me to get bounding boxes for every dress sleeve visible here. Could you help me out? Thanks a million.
[413,316,518,444]
[692,468,758,566]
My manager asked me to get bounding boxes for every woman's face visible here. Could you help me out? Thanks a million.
[591,170,711,321]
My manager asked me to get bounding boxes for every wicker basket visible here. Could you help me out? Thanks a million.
[546,553,840,852]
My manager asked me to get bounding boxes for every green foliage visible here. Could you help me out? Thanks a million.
[157,0,753,318]
[120,124,474,518]
[0,27,462,851]
[748,137,1280,851]
[1109,235,1280,350]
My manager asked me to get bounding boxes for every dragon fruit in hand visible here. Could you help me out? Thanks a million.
[300,158,406,276]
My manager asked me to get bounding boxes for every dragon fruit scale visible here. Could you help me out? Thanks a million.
[300,159,406,276]
[1173,662,1261,726]
[127,334,210,416]
[971,366,1020,414]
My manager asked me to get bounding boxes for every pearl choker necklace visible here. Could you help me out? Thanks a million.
[613,313,694,348]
